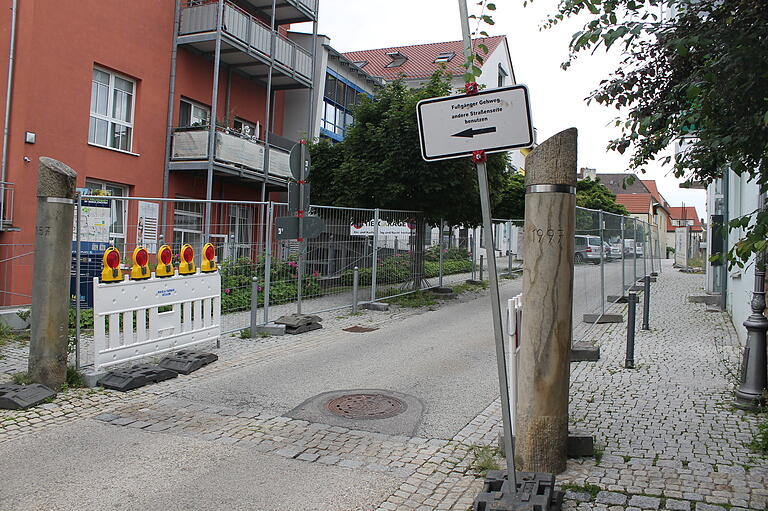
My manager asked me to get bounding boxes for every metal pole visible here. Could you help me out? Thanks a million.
[0,0,18,227]
[599,210,605,316]
[250,277,259,336]
[479,254,484,282]
[263,202,273,324]
[204,0,225,242]
[75,193,82,370]
[470,233,476,281]
[296,143,308,315]
[507,220,513,276]
[642,274,650,330]
[370,208,380,302]
[161,0,182,227]
[476,159,516,488]
[626,293,637,368]
[633,219,638,285]
[643,222,648,278]
[439,219,444,288]
[621,216,626,294]
[352,266,359,314]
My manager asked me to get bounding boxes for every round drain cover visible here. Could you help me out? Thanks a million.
[325,393,406,420]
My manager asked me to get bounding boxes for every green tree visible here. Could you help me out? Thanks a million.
[576,177,629,215]
[309,72,508,226]
[495,172,526,219]
[538,0,767,266]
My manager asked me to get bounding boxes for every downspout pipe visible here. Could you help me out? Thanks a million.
[1,0,18,227]
[161,0,182,228]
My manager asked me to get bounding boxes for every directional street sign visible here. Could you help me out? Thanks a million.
[275,215,325,240]
[416,84,534,162]
[289,142,311,181]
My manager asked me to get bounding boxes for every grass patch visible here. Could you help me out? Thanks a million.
[562,483,601,499]
[11,371,32,385]
[10,365,85,390]
[240,328,251,339]
[452,281,489,294]
[383,290,438,308]
[594,443,604,465]
[0,322,30,348]
[469,445,502,477]
[749,419,768,455]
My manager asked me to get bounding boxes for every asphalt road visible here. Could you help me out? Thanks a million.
[174,258,633,440]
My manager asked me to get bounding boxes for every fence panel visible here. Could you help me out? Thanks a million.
[573,207,603,327]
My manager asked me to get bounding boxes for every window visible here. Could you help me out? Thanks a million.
[179,98,210,127]
[321,72,367,141]
[89,68,136,151]
[233,118,260,139]
[385,51,408,68]
[228,205,253,259]
[498,64,508,88]
[434,52,455,63]
[173,200,204,255]
[84,179,128,255]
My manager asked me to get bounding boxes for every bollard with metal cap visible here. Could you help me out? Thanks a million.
[642,275,651,330]
[250,277,260,338]
[626,293,638,368]
[480,254,484,282]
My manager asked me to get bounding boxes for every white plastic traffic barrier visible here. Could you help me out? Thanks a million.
[507,294,522,435]
[92,271,220,371]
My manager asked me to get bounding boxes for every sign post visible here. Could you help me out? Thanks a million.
[413,3,534,500]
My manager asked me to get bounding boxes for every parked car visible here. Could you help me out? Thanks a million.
[604,241,620,260]
[574,235,602,264]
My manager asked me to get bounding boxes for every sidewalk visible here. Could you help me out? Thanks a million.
[0,260,765,510]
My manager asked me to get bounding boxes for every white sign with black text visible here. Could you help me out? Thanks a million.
[416,85,534,162]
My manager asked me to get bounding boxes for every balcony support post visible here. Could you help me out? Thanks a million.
[204,0,225,241]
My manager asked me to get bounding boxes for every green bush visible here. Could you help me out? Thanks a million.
[424,245,470,262]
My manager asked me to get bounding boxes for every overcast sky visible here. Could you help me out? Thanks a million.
[294,0,707,220]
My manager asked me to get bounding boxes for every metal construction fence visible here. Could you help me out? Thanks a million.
[69,195,470,346]
[493,207,663,343]
[0,195,664,366]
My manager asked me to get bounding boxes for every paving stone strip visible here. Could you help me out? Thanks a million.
[2,262,767,511]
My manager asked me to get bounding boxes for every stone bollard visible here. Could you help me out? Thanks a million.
[28,157,77,389]
[516,128,577,475]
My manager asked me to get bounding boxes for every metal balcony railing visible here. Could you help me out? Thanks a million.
[171,126,291,179]
[179,1,313,81]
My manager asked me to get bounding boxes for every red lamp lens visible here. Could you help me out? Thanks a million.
[135,249,148,266]
[160,248,172,265]
[205,245,215,261]
[183,246,194,263]
[106,250,120,269]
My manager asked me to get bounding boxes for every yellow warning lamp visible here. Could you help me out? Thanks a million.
[101,247,123,283]
[155,245,175,278]
[178,244,196,275]
[201,243,217,273]
[130,246,151,280]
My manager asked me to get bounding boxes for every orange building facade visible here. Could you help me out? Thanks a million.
[0,0,319,305]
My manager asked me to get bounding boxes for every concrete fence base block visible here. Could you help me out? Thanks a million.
[362,301,390,312]
[582,313,623,324]
[628,285,644,292]
[570,342,600,362]
[431,286,454,294]
[255,323,286,336]
[650,272,659,277]
[465,279,483,285]
[498,429,594,458]
[688,293,721,305]
[83,369,109,388]
[649,277,657,282]
[607,295,628,303]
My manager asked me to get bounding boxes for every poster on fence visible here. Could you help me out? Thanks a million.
[136,201,159,253]
[72,195,111,254]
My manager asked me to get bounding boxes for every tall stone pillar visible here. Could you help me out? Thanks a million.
[516,128,577,474]
[28,157,77,389]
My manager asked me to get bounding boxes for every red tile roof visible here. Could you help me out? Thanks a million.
[615,194,652,214]
[640,180,670,210]
[667,206,704,232]
[342,36,506,81]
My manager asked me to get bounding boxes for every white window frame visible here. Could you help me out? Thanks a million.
[84,179,129,254]
[228,205,253,260]
[89,67,136,153]
[173,199,204,258]
[179,98,211,128]
[233,118,260,139]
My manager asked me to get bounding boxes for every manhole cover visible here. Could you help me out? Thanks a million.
[342,325,379,333]
[325,393,406,420]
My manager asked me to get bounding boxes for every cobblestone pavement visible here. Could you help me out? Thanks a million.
[1,260,766,511]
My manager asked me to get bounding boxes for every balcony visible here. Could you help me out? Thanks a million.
[170,127,292,185]
[178,1,313,89]
[241,0,317,24]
